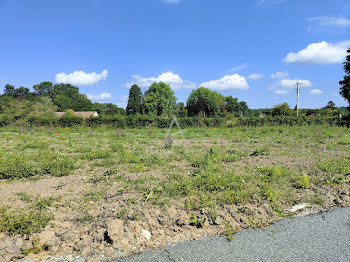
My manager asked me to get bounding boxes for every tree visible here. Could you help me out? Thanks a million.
[324,101,336,110]
[176,102,187,117]
[225,96,241,116]
[49,83,93,111]
[33,81,53,96]
[3,99,32,120]
[14,87,30,99]
[272,103,293,117]
[225,96,250,117]
[340,48,350,107]
[143,82,176,116]
[30,97,57,117]
[126,84,143,115]
[187,87,225,117]
[3,84,16,97]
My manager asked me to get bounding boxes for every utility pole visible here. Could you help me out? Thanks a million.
[296,82,304,117]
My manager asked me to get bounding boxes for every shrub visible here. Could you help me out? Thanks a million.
[316,158,350,176]
[0,207,52,236]
[295,175,310,189]
[21,237,48,255]
[57,115,83,127]
[41,153,76,177]
[250,146,270,156]
[0,154,38,179]
[81,149,112,160]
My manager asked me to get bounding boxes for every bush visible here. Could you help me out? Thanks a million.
[0,154,38,179]
[0,114,346,128]
[295,175,310,189]
[0,114,11,127]
[57,115,83,127]
[41,153,76,177]
[0,206,52,236]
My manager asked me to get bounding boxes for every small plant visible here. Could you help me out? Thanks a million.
[295,174,310,189]
[35,196,57,210]
[312,193,325,206]
[16,192,32,203]
[189,214,205,228]
[128,212,139,220]
[114,208,128,219]
[224,223,239,241]
[83,189,106,202]
[143,188,154,202]
[21,237,48,255]
[41,152,76,177]
[0,206,53,236]
[126,198,137,206]
[164,136,174,149]
[250,146,270,156]
[263,185,278,203]
[209,208,217,223]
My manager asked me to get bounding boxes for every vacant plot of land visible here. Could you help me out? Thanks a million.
[0,125,350,261]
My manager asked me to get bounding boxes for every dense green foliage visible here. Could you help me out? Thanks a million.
[187,87,225,117]
[340,48,350,107]
[225,96,250,117]
[272,103,294,117]
[143,82,177,116]
[0,206,52,236]
[0,78,348,128]
[126,84,143,115]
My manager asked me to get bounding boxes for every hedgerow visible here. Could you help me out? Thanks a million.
[0,114,348,128]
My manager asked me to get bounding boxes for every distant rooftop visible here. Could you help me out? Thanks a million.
[55,111,98,118]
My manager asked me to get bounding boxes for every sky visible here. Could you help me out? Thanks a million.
[0,0,349,109]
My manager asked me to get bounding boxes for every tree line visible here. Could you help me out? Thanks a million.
[0,46,349,124]
[125,83,250,118]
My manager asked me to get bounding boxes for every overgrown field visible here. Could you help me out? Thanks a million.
[1,125,350,261]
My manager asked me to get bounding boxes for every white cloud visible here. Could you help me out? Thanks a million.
[116,96,128,108]
[283,41,350,64]
[248,74,265,80]
[56,69,108,86]
[274,89,289,95]
[280,79,312,88]
[309,89,323,95]
[200,74,249,91]
[230,63,248,72]
[270,79,312,95]
[308,16,350,27]
[87,92,112,101]
[127,72,196,90]
[270,72,289,79]
[162,0,181,4]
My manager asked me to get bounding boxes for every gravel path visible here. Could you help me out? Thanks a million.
[116,207,350,262]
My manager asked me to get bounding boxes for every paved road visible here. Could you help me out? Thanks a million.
[116,207,350,262]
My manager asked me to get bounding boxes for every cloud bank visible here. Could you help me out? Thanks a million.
[87,92,112,101]
[270,72,289,79]
[308,16,350,27]
[128,72,196,90]
[56,69,108,86]
[270,79,312,95]
[200,74,249,91]
[248,74,265,80]
[309,89,323,95]
[283,41,350,64]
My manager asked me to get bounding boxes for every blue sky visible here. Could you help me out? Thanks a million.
[0,0,349,109]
